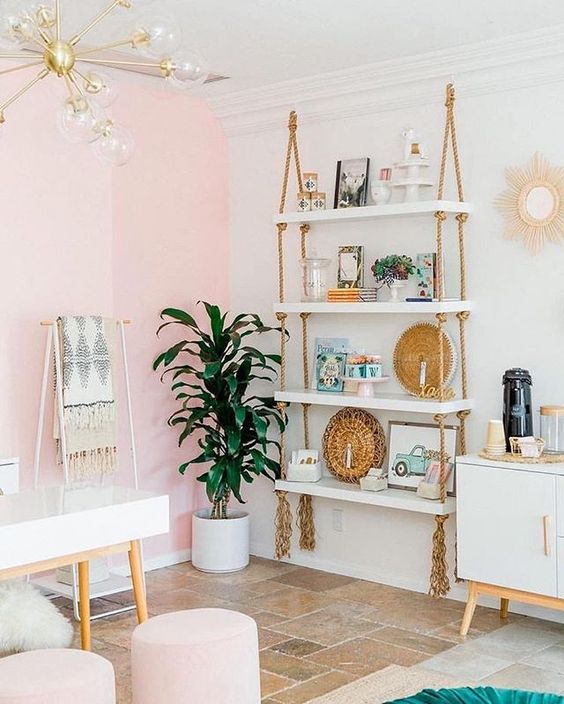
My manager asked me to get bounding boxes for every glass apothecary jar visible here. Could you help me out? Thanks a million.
[300,257,330,302]
[540,405,564,454]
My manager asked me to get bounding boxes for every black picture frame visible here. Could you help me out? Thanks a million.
[334,158,370,209]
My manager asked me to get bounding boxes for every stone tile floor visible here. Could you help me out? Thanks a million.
[54,557,564,703]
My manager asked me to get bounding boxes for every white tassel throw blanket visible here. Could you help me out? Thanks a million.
[54,315,118,481]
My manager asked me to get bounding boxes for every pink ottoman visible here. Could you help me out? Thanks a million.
[131,608,260,704]
[0,648,115,704]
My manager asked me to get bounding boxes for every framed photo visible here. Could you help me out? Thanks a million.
[387,421,458,495]
[334,158,370,209]
[338,246,364,288]
[316,351,346,393]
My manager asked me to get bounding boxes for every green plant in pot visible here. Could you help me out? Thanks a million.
[154,303,286,573]
[371,254,415,300]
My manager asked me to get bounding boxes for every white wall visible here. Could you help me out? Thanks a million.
[224,58,564,603]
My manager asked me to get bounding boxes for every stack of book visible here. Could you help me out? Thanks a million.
[327,288,378,303]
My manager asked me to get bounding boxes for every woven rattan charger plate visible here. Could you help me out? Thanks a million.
[323,407,386,483]
[393,322,457,395]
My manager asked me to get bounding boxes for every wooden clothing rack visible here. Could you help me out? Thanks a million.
[32,317,144,621]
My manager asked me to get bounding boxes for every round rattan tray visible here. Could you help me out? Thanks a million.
[479,450,564,464]
[393,322,457,396]
[323,407,386,483]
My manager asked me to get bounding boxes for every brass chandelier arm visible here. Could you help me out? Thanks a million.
[74,37,139,57]
[76,57,164,69]
[0,61,43,77]
[0,67,49,116]
[69,0,124,47]
[71,67,96,90]
[0,53,44,59]
[66,71,86,97]
[55,0,61,40]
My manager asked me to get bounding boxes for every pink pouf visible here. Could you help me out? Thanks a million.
[131,608,261,704]
[0,648,115,704]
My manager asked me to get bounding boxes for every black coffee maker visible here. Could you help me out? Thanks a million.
[502,368,533,450]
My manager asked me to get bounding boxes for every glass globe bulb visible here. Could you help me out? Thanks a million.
[134,12,181,58]
[167,49,209,89]
[0,1,36,45]
[57,97,106,144]
[92,122,135,167]
[84,71,118,108]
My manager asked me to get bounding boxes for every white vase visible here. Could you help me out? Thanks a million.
[388,280,407,300]
[370,179,392,205]
[191,509,250,573]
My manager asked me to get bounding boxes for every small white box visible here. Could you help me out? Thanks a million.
[286,462,322,483]
[360,475,388,492]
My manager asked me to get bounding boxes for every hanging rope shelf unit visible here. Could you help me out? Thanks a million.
[272,84,471,598]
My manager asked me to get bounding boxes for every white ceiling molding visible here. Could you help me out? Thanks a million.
[206,25,564,136]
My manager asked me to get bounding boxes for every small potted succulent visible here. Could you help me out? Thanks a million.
[371,254,415,300]
[154,303,286,573]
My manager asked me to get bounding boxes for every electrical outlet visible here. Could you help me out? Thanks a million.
[332,508,343,532]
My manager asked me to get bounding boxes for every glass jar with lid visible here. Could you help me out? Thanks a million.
[540,405,564,454]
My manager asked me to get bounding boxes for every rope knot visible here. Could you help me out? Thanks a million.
[299,312,310,321]
[435,312,448,324]
[276,222,288,235]
[445,83,456,108]
[456,212,469,224]
[456,310,470,322]
[300,223,311,235]
[288,111,298,133]
[434,210,447,222]
[433,413,447,424]
[457,409,471,421]
[275,312,288,324]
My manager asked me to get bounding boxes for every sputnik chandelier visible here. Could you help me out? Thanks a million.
[0,1,209,165]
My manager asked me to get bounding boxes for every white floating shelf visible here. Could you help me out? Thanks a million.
[275,389,474,415]
[274,301,474,314]
[275,476,456,516]
[273,200,473,225]
[32,572,131,600]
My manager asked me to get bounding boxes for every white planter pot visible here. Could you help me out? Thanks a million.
[192,509,250,573]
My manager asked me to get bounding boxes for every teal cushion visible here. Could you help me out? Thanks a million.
[387,687,564,704]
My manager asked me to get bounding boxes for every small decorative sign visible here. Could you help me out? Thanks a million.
[418,384,456,400]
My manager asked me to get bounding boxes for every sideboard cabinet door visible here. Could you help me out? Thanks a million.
[457,463,557,596]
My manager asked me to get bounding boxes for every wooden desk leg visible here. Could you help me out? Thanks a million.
[77,561,91,651]
[460,581,478,636]
[128,540,148,623]
[500,597,509,619]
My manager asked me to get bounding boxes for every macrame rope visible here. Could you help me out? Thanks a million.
[429,84,470,597]
[429,515,450,598]
[274,111,315,559]
[297,219,315,550]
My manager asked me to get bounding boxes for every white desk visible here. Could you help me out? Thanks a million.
[0,485,169,650]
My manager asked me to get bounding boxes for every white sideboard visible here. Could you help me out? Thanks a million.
[0,457,19,495]
[457,454,564,634]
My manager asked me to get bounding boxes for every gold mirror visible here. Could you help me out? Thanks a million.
[495,152,564,254]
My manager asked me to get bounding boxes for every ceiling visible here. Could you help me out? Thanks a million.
[56,0,564,96]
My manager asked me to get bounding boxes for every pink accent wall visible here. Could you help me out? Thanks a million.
[112,83,229,559]
[0,74,229,561]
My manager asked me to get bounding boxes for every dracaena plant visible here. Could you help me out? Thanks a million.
[154,303,287,520]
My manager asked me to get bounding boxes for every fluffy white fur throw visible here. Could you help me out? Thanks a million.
[0,581,73,654]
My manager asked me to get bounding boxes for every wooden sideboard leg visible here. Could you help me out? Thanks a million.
[500,597,509,619]
[460,581,478,636]
[129,539,148,623]
[77,561,91,651]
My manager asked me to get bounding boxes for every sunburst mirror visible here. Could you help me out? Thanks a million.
[495,152,564,254]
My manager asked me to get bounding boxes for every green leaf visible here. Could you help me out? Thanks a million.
[203,361,222,379]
